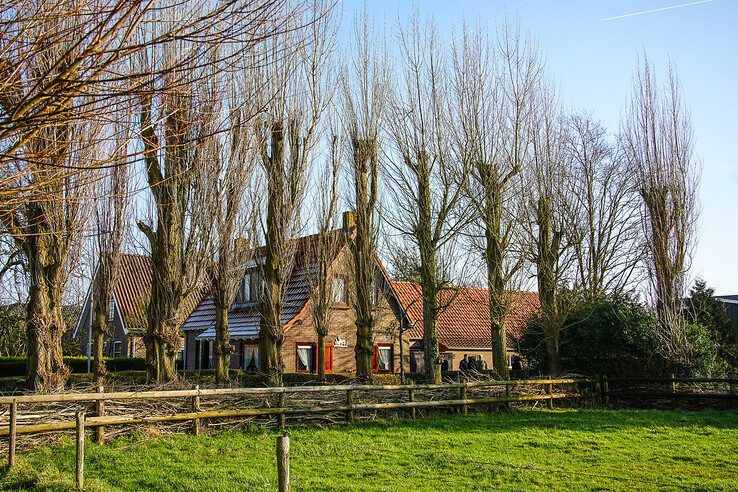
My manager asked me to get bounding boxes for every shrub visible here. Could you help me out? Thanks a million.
[520,292,731,378]
[520,293,664,378]
[0,356,147,377]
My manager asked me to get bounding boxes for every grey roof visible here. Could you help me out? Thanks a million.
[185,230,345,340]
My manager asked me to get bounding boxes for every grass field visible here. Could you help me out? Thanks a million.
[1,409,737,491]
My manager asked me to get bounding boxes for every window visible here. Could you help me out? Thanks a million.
[242,344,259,372]
[296,343,316,373]
[373,344,393,373]
[370,277,379,306]
[113,340,122,358]
[107,295,115,322]
[197,340,212,369]
[176,341,185,363]
[332,277,348,304]
[237,270,262,304]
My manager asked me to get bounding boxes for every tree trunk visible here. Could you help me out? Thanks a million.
[417,151,442,384]
[259,330,282,386]
[545,336,561,375]
[91,308,107,381]
[214,305,231,383]
[355,319,373,381]
[317,333,325,382]
[25,259,69,392]
[484,201,510,380]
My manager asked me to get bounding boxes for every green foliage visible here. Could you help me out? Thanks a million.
[520,293,664,378]
[1,410,736,491]
[684,279,738,371]
[520,291,731,378]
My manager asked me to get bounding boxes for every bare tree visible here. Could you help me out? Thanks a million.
[307,135,341,382]
[91,118,131,381]
[524,85,571,375]
[205,78,259,384]
[341,13,389,381]
[385,15,468,384]
[0,0,291,388]
[621,57,699,363]
[255,0,335,386]
[451,25,543,379]
[567,113,643,296]
[137,58,216,382]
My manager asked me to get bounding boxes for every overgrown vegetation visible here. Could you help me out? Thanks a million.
[520,283,736,378]
[1,409,736,491]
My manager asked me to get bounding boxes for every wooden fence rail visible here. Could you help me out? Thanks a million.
[1,376,735,489]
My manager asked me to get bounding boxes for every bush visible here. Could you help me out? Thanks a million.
[520,292,731,379]
[519,293,663,378]
[0,356,147,377]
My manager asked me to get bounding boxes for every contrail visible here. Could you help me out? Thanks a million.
[600,0,714,22]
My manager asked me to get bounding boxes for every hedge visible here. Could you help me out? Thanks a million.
[0,356,147,377]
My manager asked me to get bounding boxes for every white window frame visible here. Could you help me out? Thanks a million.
[107,295,115,322]
[112,340,122,358]
[332,277,347,304]
[377,345,392,372]
[296,344,315,373]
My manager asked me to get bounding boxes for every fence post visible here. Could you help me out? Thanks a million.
[505,383,511,410]
[276,432,290,492]
[546,382,554,409]
[95,384,105,444]
[408,388,416,420]
[8,402,16,467]
[192,384,201,436]
[346,389,354,424]
[76,411,85,490]
[670,374,677,408]
[459,383,468,415]
[278,392,286,431]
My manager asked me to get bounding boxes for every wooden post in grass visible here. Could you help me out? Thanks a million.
[460,384,467,415]
[276,432,290,492]
[8,402,16,467]
[192,384,201,436]
[76,411,85,490]
[346,389,354,424]
[505,383,511,410]
[278,392,286,431]
[546,382,553,409]
[95,384,105,444]
[670,374,677,408]
[408,388,416,420]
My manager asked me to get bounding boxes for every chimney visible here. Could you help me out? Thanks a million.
[342,210,356,235]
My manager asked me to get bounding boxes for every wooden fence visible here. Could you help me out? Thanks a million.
[0,376,735,489]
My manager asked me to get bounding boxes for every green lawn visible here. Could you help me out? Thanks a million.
[2,409,737,491]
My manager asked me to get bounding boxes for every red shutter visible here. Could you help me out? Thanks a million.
[325,344,333,373]
[372,345,379,374]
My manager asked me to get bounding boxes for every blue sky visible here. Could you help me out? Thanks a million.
[338,0,738,294]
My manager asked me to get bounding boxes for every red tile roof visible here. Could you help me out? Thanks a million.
[392,281,539,350]
[114,253,205,335]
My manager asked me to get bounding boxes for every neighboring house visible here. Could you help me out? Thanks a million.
[392,281,540,372]
[182,217,408,374]
[716,295,738,331]
[73,253,203,361]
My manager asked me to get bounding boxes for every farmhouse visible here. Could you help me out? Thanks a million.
[182,219,406,374]
[74,216,539,375]
[73,253,204,362]
[392,282,539,372]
